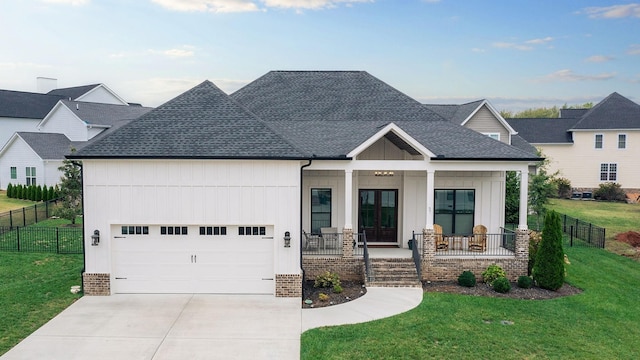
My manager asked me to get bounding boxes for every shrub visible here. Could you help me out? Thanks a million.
[533,210,565,290]
[517,276,533,289]
[594,182,626,201]
[333,284,343,294]
[552,177,572,199]
[528,231,542,276]
[314,271,341,288]
[457,271,477,287]
[6,183,12,198]
[482,264,506,284]
[318,293,329,301]
[492,277,511,293]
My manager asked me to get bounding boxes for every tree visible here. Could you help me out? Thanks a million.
[6,183,12,198]
[504,171,520,224]
[500,102,594,119]
[529,150,557,230]
[533,210,565,290]
[54,153,82,225]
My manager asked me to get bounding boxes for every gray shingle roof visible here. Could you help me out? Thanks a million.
[58,100,152,127]
[73,81,306,159]
[506,118,576,144]
[424,100,484,125]
[0,90,64,119]
[559,108,589,119]
[47,84,100,100]
[16,132,81,159]
[510,135,538,155]
[232,71,535,160]
[570,92,640,130]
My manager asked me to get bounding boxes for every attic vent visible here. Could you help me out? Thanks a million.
[76,104,79,110]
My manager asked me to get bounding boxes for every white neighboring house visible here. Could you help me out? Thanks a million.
[507,92,640,191]
[71,71,537,298]
[0,84,150,189]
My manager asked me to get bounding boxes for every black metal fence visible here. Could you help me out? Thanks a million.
[0,199,60,228]
[561,214,605,248]
[0,226,83,254]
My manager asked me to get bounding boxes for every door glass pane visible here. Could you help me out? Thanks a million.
[380,190,396,228]
[359,190,375,228]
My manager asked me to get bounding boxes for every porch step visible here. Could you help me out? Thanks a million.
[366,258,422,288]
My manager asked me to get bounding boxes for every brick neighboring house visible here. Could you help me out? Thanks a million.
[507,92,640,192]
[71,71,537,297]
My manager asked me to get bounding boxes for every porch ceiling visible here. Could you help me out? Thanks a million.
[384,132,421,155]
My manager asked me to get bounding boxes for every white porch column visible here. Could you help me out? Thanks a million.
[344,170,353,229]
[519,170,529,230]
[426,170,435,229]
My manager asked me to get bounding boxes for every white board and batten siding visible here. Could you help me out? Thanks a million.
[82,159,302,294]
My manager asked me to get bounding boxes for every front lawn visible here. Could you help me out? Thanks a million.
[301,246,640,359]
[0,252,83,356]
[0,191,35,213]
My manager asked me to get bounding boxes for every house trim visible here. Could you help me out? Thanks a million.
[75,84,129,106]
[460,101,517,144]
[347,123,435,158]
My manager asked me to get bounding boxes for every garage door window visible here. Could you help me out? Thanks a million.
[199,226,227,235]
[121,226,149,235]
[239,226,266,236]
[161,226,188,235]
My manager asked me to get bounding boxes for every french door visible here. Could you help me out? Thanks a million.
[359,189,398,243]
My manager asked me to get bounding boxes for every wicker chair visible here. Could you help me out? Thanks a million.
[434,224,448,251]
[469,224,487,252]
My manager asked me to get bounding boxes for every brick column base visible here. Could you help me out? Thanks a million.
[342,228,354,258]
[83,273,110,296]
[275,273,302,297]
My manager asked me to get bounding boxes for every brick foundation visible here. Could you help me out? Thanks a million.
[83,273,110,296]
[302,257,364,282]
[275,273,302,297]
[423,258,528,282]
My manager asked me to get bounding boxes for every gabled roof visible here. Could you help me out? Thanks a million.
[39,100,152,129]
[11,132,82,160]
[506,118,576,144]
[0,90,64,119]
[47,84,101,100]
[570,92,640,130]
[232,71,534,160]
[510,134,538,155]
[72,81,306,159]
[559,108,589,119]
[424,100,484,125]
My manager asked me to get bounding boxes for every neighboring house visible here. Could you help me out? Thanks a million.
[71,71,536,297]
[507,92,640,191]
[0,82,150,189]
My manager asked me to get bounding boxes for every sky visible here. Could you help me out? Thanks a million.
[1,0,639,112]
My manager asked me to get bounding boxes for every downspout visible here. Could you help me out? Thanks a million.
[79,161,86,292]
[300,159,312,296]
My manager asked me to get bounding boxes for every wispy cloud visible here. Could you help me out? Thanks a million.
[471,48,485,53]
[536,69,616,82]
[151,0,372,12]
[41,0,89,5]
[581,4,640,19]
[492,36,554,51]
[585,55,614,63]
[147,46,196,58]
[628,44,640,55]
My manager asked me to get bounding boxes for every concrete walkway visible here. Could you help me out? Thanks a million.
[301,287,424,332]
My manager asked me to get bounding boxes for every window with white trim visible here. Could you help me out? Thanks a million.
[25,167,36,185]
[311,188,331,234]
[594,134,603,149]
[10,167,16,180]
[618,134,626,149]
[600,163,617,181]
[483,133,500,141]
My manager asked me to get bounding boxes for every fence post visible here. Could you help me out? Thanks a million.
[570,225,574,247]
[563,214,566,232]
[46,201,49,218]
[17,227,20,251]
[22,208,26,227]
[9,210,13,228]
[588,223,592,244]
[56,227,60,254]
[35,204,38,224]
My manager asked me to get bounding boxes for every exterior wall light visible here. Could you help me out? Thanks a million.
[91,230,100,246]
[284,231,291,248]
[374,171,394,177]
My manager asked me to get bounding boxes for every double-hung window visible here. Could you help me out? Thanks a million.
[311,188,331,234]
[10,167,17,180]
[594,134,603,149]
[25,167,36,186]
[600,163,617,181]
[618,134,626,149]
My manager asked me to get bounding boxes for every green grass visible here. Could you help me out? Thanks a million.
[546,199,640,240]
[301,246,640,359]
[0,191,36,213]
[0,252,83,355]
[31,216,83,227]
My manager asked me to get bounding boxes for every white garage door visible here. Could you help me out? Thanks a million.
[112,225,274,294]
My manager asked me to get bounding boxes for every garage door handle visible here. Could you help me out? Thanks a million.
[194,254,197,263]
[191,255,194,263]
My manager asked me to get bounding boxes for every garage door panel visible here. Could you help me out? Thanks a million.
[112,233,275,294]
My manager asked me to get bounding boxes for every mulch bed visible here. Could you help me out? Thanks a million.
[423,280,582,299]
[302,280,366,308]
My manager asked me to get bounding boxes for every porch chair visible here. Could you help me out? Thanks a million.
[434,224,448,251]
[320,227,339,249]
[468,224,487,252]
[303,230,320,250]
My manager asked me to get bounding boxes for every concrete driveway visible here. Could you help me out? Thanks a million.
[1,294,301,360]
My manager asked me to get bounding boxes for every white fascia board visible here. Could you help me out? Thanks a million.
[569,128,640,132]
[75,84,128,105]
[306,159,430,171]
[346,122,436,158]
[430,160,530,172]
[0,132,20,156]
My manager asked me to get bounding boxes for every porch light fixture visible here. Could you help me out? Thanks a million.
[374,171,394,177]
[284,231,291,248]
[91,230,100,246]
